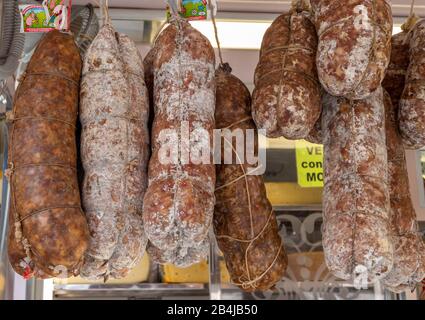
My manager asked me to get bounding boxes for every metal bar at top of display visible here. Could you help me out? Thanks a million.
[93,7,421,23]
[72,0,425,16]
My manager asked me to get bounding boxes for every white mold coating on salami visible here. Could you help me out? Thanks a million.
[382,90,425,290]
[80,24,149,279]
[252,12,321,140]
[311,0,392,99]
[322,87,393,282]
[147,240,209,268]
[399,20,425,149]
[142,20,216,265]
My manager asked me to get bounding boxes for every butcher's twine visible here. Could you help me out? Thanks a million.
[6,68,84,279]
[256,38,320,88]
[290,0,310,13]
[17,71,79,87]
[215,117,283,290]
[208,0,224,66]
[402,0,420,33]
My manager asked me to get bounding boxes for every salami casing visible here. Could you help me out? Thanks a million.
[399,19,425,149]
[252,11,321,139]
[382,90,425,291]
[214,64,287,292]
[80,24,149,279]
[7,30,89,279]
[143,44,159,131]
[311,0,392,99]
[382,32,410,108]
[142,19,216,265]
[143,40,210,268]
[322,87,393,282]
[305,116,323,145]
[147,239,209,268]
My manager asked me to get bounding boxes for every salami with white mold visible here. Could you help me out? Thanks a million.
[252,11,321,140]
[311,0,392,99]
[399,19,425,149]
[147,240,209,268]
[382,90,425,291]
[142,19,216,264]
[382,32,410,108]
[322,87,393,282]
[80,24,149,279]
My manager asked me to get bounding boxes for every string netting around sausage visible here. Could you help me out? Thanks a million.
[271,14,293,122]
[256,43,320,87]
[215,118,283,290]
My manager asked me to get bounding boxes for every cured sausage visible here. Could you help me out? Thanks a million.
[142,18,216,265]
[214,63,288,292]
[382,32,410,108]
[399,19,425,149]
[305,117,323,145]
[143,44,159,132]
[382,90,425,291]
[311,0,392,99]
[80,24,149,279]
[252,10,321,139]
[147,240,209,268]
[143,31,210,268]
[7,30,89,279]
[322,87,393,282]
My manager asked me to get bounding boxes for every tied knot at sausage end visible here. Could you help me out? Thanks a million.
[290,0,311,14]
[17,72,27,83]
[5,162,15,181]
[401,14,421,33]
[217,63,232,74]
[5,111,15,123]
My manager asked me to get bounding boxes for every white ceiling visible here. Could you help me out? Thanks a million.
[73,0,425,16]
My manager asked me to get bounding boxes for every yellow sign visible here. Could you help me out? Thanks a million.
[295,140,324,188]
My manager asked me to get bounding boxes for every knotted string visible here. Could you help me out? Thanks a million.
[208,0,223,66]
[215,117,283,290]
[401,0,420,33]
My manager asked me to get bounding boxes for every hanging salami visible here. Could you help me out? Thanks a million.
[7,30,89,279]
[80,22,149,279]
[142,18,216,266]
[252,8,321,140]
[311,0,392,99]
[215,63,287,291]
[305,115,323,145]
[382,31,410,108]
[147,240,210,268]
[322,87,393,282]
[399,19,425,149]
[382,90,425,291]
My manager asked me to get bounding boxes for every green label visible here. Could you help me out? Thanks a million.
[295,140,324,188]
[19,1,71,33]
[167,0,208,21]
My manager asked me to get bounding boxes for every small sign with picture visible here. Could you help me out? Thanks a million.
[19,0,72,33]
